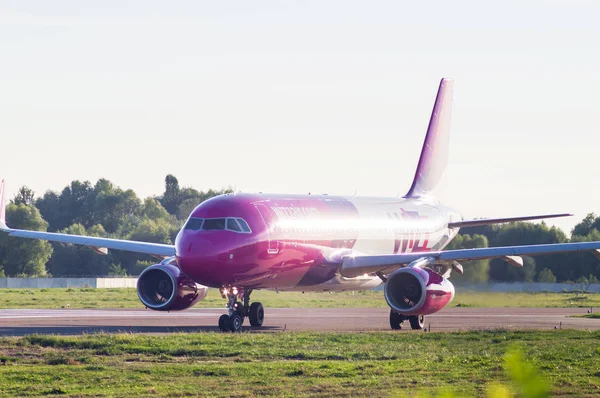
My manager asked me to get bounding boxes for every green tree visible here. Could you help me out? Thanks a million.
[108,263,128,277]
[0,204,52,276]
[12,186,35,206]
[567,228,600,282]
[537,268,556,283]
[446,233,490,283]
[35,190,61,232]
[36,180,95,231]
[571,213,600,237]
[141,198,170,221]
[45,223,112,277]
[488,222,566,282]
[92,180,142,233]
[160,174,181,215]
[112,218,177,275]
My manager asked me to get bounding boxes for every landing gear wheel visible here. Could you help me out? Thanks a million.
[409,315,424,330]
[249,302,265,327]
[218,314,229,332]
[229,313,243,332]
[235,305,245,326]
[389,310,405,330]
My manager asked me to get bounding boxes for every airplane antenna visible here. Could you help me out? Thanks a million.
[353,188,357,197]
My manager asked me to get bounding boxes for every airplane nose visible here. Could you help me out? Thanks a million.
[175,232,226,287]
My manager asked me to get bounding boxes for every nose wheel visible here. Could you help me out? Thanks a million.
[219,287,264,332]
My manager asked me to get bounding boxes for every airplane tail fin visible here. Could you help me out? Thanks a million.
[405,78,454,199]
[0,179,8,230]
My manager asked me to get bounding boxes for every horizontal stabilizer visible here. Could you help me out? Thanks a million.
[448,213,572,229]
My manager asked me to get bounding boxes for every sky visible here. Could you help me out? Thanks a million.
[1,1,599,235]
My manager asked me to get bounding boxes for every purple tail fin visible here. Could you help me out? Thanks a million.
[405,78,454,199]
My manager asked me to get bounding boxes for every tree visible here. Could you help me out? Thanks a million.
[141,198,170,221]
[488,222,566,282]
[12,186,35,206]
[159,174,234,219]
[160,174,181,215]
[36,181,95,231]
[0,204,52,276]
[108,263,128,277]
[112,218,176,275]
[446,233,490,283]
[177,198,199,220]
[575,274,599,293]
[571,213,600,237]
[45,223,112,277]
[537,268,556,283]
[92,181,142,233]
[35,190,61,232]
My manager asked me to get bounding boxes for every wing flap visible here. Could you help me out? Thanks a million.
[340,241,600,278]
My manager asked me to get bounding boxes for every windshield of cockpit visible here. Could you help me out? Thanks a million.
[184,217,251,233]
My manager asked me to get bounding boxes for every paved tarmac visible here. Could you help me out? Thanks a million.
[0,307,598,335]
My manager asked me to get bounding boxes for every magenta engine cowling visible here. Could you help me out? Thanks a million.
[384,267,455,316]
[137,264,208,311]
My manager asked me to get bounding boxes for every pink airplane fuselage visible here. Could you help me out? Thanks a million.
[175,193,461,291]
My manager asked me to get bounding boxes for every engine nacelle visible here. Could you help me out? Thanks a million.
[384,267,455,315]
[137,264,208,311]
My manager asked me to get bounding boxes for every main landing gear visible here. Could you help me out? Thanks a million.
[218,287,264,332]
[389,310,424,330]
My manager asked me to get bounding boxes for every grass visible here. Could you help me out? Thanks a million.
[576,313,600,319]
[0,288,599,310]
[0,330,597,397]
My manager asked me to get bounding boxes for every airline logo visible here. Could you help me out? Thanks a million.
[271,207,320,219]
[388,209,431,254]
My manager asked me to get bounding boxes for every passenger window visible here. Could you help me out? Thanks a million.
[226,218,242,232]
[202,218,226,230]
[237,218,251,233]
[184,218,204,231]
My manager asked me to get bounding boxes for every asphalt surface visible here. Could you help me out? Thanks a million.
[0,307,598,335]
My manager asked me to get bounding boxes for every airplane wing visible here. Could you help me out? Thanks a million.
[340,242,600,278]
[448,213,572,228]
[0,180,175,258]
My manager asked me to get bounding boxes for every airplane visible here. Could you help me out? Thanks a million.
[3,78,600,332]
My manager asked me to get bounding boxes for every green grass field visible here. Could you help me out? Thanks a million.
[0,330,597,397]
[0,288,599,310]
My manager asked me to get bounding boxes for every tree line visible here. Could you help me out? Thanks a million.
[0,175,599,283]
[0,175,231,277]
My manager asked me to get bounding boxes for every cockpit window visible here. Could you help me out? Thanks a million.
[236,218,251,233]
[185,217,251,233]
[184,218,204,231]
[202,218,226,230]
[226,218,242,232]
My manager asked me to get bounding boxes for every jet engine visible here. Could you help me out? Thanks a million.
[137,264,208,311]
[384,266,455,315]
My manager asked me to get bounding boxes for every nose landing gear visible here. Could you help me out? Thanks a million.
[218,287,264,332]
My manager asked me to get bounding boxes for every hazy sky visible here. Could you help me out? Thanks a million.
[1,1,598,235]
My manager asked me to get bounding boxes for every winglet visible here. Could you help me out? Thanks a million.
[405,78,453,198]
[0,179,8,230]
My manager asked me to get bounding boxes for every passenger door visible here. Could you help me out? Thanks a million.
[254,204,279,254]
